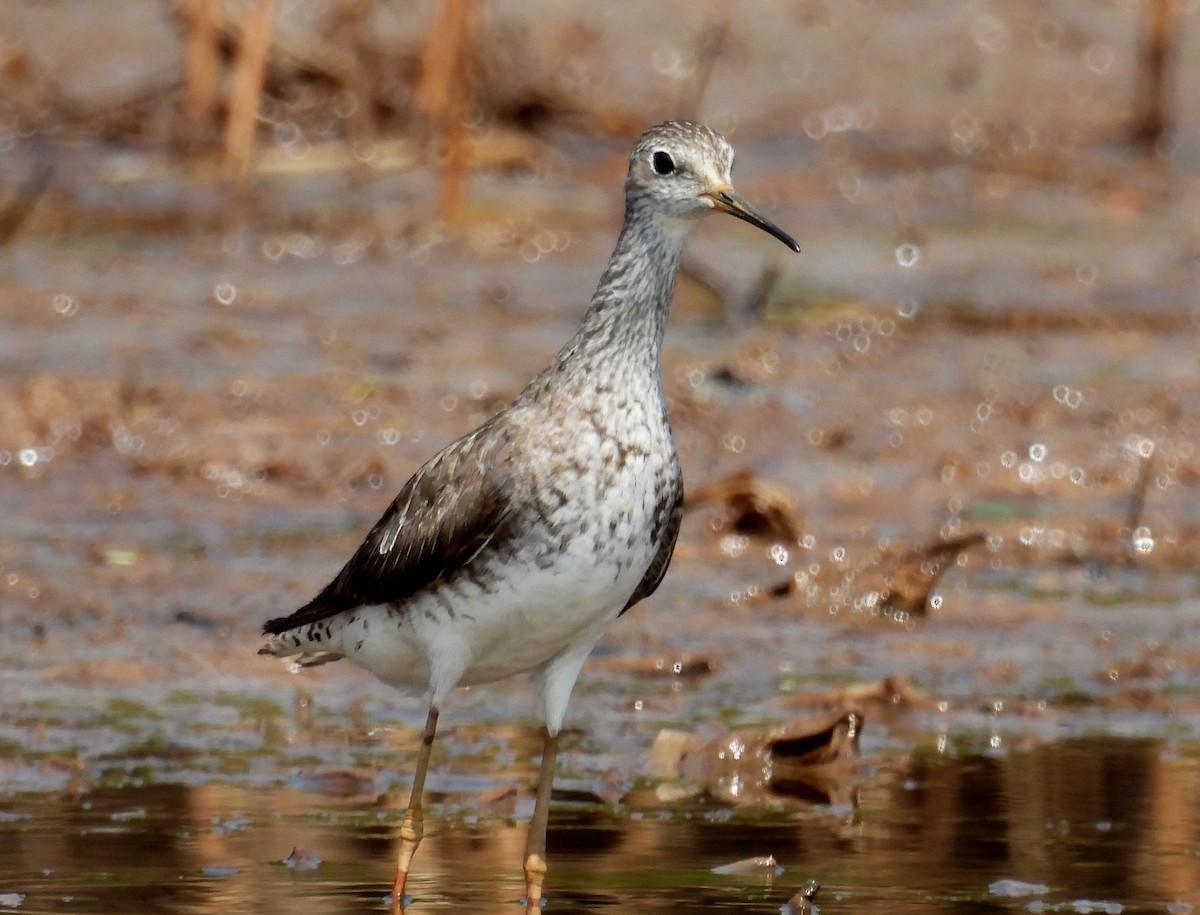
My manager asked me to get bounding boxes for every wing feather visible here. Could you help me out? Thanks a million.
[263,424,518,635]
[621,473,683,614]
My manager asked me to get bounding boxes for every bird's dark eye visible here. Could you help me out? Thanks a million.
[651,151,676,175]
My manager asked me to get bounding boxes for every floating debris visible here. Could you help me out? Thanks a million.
[781,878,822,915]
[712,855,783,876]
[283,846,322,870]
[293,770,377,798]
[211,813,251,835]
[1070,902,1123,915]
[989,878,1050,897]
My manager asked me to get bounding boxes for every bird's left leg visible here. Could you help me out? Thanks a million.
[523,727,560,912]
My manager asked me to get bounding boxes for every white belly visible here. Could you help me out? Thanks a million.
[328,437,671,703]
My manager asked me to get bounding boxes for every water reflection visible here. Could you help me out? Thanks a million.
[1,738,1196,913]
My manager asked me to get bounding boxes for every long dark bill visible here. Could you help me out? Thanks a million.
[706,189,800,253]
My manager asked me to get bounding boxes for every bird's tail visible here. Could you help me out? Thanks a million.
[258,631,344,668]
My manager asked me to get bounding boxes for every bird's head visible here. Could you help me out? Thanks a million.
[626,120,800,252]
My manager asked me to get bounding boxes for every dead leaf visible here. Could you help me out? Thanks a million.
[877,532,986,616]
[647,711,863,806]
[686,470,802,541]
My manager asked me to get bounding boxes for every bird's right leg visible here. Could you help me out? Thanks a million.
[392,706,439,913]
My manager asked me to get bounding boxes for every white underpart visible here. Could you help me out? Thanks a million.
[323,404,673,737]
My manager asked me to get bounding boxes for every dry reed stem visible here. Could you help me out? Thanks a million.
[181,0,221,149]
[224,0,275,177]
[415,0,479,221]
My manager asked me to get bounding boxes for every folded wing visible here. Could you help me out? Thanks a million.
[263,425,517,635]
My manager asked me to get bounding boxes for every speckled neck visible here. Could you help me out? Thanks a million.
[527,205,687,399]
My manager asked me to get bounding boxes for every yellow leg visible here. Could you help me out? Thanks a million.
[523,729,560,912]
[392,706,439,913]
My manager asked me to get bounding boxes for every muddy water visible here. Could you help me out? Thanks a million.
[1,741,1197,913]
[3,95,1200,913]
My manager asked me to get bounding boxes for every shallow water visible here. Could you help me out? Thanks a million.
[2,739,1197,914]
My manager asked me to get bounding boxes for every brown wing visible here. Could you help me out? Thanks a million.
[263,423,518,635]
[621,473,683,614]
